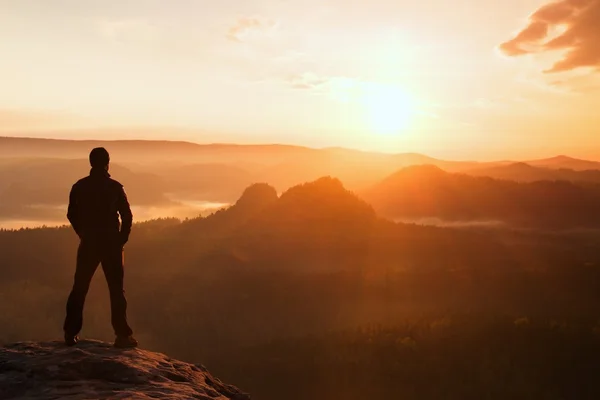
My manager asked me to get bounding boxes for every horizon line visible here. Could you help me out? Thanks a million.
[0,134,597,164]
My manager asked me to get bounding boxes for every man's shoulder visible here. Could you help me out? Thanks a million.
[107,177,124,188]
[72,176,90,188]
[72,176,124,189]
[107,177,127,196]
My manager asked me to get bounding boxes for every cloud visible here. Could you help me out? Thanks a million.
[283,73,365,103]
[227,16,278,42]
[499,0,600,72]
[286,72,330,90]
[499,21,549,55]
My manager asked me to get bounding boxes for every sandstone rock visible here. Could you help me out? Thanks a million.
[0,340,250,400]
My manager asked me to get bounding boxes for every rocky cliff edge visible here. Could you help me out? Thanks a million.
[0,340,250,400]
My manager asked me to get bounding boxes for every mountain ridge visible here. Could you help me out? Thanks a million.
[463,162,600,183]
[362,164,600,228]
[3,136,599,166]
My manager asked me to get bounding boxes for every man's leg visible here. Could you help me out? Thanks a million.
[64,241,100,338]
[100,243,134,339]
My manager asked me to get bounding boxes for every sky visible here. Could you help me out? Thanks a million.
[1,0,599,160]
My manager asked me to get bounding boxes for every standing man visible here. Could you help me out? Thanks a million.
[64,147,138,348]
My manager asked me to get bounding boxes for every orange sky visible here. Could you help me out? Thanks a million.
[1,0,599,160]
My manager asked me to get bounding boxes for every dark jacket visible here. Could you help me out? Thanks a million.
[67,168,133,243]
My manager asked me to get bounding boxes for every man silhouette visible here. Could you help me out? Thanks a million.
[63,147,138,348]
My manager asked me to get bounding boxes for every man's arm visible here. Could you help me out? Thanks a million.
[67,184,81,237]
[117,185,133,245]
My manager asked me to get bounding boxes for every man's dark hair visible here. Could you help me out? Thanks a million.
[89,147,110,168]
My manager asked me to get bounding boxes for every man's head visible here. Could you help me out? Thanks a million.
[89,147,110,170]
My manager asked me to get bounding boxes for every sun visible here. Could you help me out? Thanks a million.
[361,83,414,135]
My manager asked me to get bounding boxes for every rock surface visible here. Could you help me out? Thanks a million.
[0,340,251,400]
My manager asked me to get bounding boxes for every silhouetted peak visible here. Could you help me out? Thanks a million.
[527,155,600,171]
[507,162,535,169]
[531,155,590,165]
[279,176,350,202]
[235,183,278,209]
[548,155,576,162]
[272,176,375,221]
[391,153,440,164]
[536,155,591,166]
[385,164,448,182]
[0,340,250,399]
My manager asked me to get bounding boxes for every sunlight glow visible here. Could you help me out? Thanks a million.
[328,79,415,136]
[361,83,414,135]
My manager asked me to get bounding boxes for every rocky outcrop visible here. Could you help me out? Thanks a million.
[234,183,279,211]
[0,340,250,400]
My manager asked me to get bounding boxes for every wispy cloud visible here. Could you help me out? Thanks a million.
[285,72,330,90]
[499,0,600,73]
[226,16,278,42]
[283,73,366,103]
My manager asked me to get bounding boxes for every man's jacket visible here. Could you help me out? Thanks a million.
[67,168,133,243]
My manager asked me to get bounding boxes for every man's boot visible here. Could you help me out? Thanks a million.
[64,333,79,346]
[114,335,138,348]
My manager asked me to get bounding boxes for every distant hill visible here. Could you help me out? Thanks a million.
[179,177,378,271]
[464,163,554,182]
[247,176,376,232]
[526,155,600,171]
[0,136,316,165]
[464,162,600,184]
[2,136,599,173]
[0,136,483,194]
[3,136,600,226]
[361,165,600,228]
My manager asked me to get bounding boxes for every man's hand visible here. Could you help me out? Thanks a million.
[118,232,129,248]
